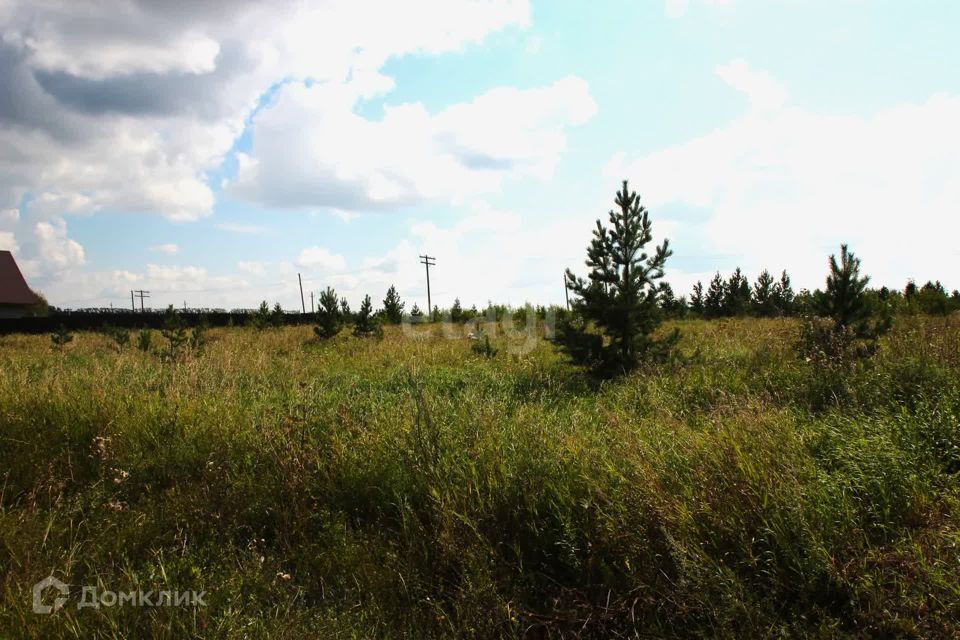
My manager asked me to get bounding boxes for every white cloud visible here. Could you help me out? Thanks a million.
[32,218,84,274]
[715,59,787,113]
[150,243,179,255]
[226,76,596,211]
[237,260,266,275]
[295,246,346,271]
[606,63,960,290]
[0,0,532,223]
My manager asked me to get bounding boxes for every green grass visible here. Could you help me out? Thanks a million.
[1,316,959,638]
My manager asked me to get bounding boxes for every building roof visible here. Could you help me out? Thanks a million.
[0,250,40,305]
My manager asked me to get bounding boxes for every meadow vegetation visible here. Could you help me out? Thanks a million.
[1,313,959,638]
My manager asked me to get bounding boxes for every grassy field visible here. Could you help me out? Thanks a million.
[1,316,959,638]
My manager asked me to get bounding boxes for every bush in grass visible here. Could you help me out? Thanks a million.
[50,324,73,350]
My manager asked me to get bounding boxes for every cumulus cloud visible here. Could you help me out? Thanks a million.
[226,76,596,211]
[295,246,346,271]
[0,0,532,224]
[31,218,85,274]
[606,62,960,290]
[715,59,787,113]
[150,243,178,254]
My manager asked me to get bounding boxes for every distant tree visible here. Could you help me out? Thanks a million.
[314,287,342,339]
[689,281,705,317]
[658,282,686,318]
[724,268,751,316]
[952,290,960,311]
[771,270,795,316]
[450,298,464,323]
[752,269,776,317]
[271,302,285,328]
[704,273,725,319]
[904,280,918,300]
[29,291,50,317]
[410,303,423,319]
[801,244,890,362]
[252,300,271,330]
[161,305,188,358]
[432,305,440,322]
[339,297,352,321]
[353,294,382,338]
[561,180,678,374]
[916,281,951,315]
[382,285,405,324]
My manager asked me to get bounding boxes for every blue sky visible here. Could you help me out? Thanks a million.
[2,0,958,310]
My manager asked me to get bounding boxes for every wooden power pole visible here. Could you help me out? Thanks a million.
[419,254,436,317]
[133,290,150,312]
[298,273,306,313]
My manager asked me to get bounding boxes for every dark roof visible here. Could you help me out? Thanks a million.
[0,251,40,305]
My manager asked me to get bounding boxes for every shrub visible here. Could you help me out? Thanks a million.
[50,324,73,350]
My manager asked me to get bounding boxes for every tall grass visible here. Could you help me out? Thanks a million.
[1,316,958,638]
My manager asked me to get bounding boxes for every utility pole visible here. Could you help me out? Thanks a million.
[183,301,187,311]
[133,290,150,312]
[310,291,314,314]
[419,254,436,318]
[298,273,306,313]
[131,290,135,311]
[563,273,570,311]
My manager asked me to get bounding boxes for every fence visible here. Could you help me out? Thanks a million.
[0,310,314,335]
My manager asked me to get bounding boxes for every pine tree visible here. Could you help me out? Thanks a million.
[802,244,890,362]
[724,268,751,316]
[410,303,423,318]
[432,305,440,322]
[314,287,341,339]
[339,297,351,321]
[752,269,776,317]
[658,282,685,318]
[704,272,725,319]
[689,281,705,317]
[772,270,795,316]
[382,285,404,324]
[271,302,285,328]
[450,298,463,323]
[562,180,678,373]
[252,300,271,330]
[353,294,381,338]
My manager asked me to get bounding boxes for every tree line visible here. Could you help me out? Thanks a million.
[559,179,958,377]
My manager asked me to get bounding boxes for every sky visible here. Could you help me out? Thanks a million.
[1,0,958,311]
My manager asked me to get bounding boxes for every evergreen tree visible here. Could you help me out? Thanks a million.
[704,272,725,319]
[724,268,751,316]
[252,300,271,330]
[271,302,285,328]
[562,180,678,373]
[382,285,405,324]
[450,298,464,323]
[432,305,440,322]
[689,281,705,317]
[658,282,685,318]
[772,270,795,316]
[339,297,351,321]
[802,244,890,361]
[752,269,776,317]
[314,287,341,339]
[353,294,382,338]
[410,303,423,318]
